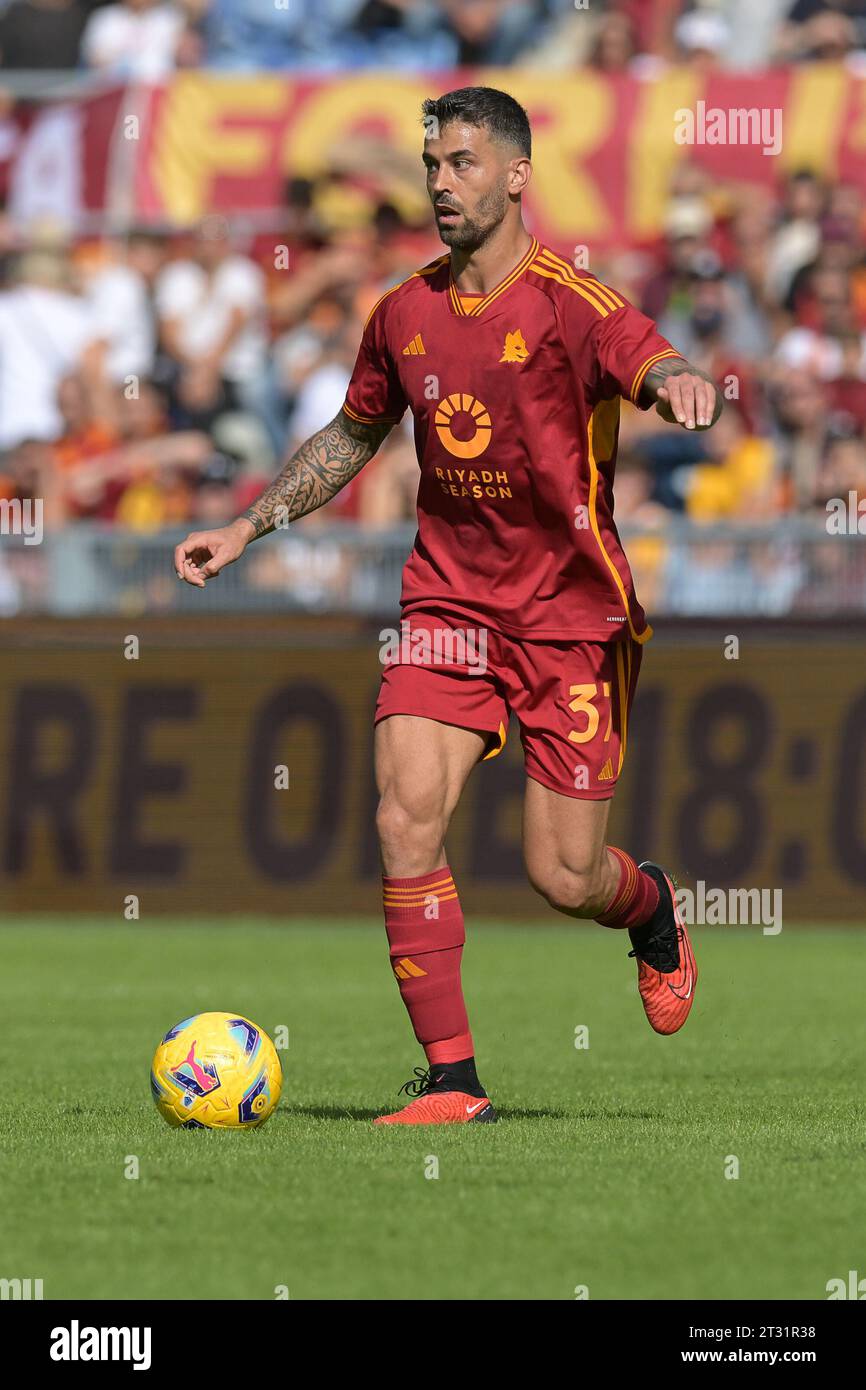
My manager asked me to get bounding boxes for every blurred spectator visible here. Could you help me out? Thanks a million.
[83,231,166,385]
[775,0,866,62]
[658,248,770,389]
[0,0,86,70]
[664,532,804,614]
[526,0,678,71]
[765,170,826,308]
[589,11,640,72]
[8,0,866,79]
[204,0,366,71]
[267,235,369,336]
[155,216,274,440]
[641,197,715,322]
[683,406,779,522]
[0,88,21,210]
[0,248,104,451]
[433,0,544,66]
[168,0,532,73]
[285,324,356,454]
[826,330,866,429]
[674,8,731,70]
[52,373,123,519]
[187,451,243,527]
[348,0,446,67]
[767,367,832,509]
[775,265,866,379]
[811,427,866,511]
[81,0,187,79]
[722,0,792,70]
[53,373,214,525]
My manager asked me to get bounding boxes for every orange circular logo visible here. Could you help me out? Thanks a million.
[434,393,492,459]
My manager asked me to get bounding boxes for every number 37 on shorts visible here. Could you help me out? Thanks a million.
[375,613,644,803]
[519,635,643,800]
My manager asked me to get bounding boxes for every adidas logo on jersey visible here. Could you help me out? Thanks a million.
[402,334,426,356]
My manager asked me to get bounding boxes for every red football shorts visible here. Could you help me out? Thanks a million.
[375,611,643,800]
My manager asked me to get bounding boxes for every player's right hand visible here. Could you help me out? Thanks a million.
[174,518,254,587]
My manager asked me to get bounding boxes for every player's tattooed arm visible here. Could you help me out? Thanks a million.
[173,409,392,587]
[640,357,722,430]
[243,409,392,538]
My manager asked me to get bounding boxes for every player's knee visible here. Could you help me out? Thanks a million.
[376,790,446,870]
[527,859,603,918]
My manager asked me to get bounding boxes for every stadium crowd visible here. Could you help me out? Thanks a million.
[1,166,863,536]
[0,0,864,613]
[1,0,866,74]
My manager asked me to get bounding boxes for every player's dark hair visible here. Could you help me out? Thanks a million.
[422,87,531,158]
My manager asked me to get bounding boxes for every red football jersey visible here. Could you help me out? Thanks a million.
[343,237,682,641]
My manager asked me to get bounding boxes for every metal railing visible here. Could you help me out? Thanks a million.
[0,518,864,619]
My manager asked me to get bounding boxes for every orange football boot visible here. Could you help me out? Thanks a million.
[628,862,697,1035]
[374,1067,497,1125]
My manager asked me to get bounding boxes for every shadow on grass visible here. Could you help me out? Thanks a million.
[277,1104,662,1123]
[278,1106,384,1122]
[499,1107,661,1122]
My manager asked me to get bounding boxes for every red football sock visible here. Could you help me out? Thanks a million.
[595,847,659,929]
[382,866,474,1066]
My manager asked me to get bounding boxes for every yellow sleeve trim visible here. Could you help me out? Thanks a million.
[534,247,625,312]
[630,350,684,405]
[530,259,612,318]
[342,402,402,426]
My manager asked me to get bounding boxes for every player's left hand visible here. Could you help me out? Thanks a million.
[655,372,718,430]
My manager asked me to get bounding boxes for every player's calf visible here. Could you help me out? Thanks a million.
[527,862,610,918]
[528,838,698,1035]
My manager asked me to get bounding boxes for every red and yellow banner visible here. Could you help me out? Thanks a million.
[127,66,866,245]
[10,68,864,246]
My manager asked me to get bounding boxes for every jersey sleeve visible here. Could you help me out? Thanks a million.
[342,298,407,427]
[592,296,683,409]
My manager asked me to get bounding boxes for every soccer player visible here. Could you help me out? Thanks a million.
[175,87,720,1125]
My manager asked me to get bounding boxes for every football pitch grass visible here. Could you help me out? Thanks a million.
[0,919,862,1302]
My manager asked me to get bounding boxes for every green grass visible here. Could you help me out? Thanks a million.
[0,920,863,1301]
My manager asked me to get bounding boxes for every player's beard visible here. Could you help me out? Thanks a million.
[435,178,510,251]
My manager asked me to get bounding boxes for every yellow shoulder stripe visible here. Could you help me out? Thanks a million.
[416,254,450,278]
[530,259,612,318]
[535,248,624,312]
